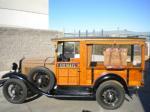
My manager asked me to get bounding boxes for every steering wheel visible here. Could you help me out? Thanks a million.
[58,54,69,62]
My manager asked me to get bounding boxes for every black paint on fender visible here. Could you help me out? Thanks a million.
[1,72,46,95]
[93,73,129,95]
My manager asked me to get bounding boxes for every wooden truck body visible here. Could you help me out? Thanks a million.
[0,37,147,110]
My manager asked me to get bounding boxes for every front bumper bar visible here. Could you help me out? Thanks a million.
[0,79,7,87]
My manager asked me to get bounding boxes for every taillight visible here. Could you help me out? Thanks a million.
[141,70,145,85]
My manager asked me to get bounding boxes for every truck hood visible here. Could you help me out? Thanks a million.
[21,57,55,75]
[22,57,54,65]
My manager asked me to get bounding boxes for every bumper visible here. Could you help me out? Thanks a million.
[128,86,142,93]
[0,79,7,87]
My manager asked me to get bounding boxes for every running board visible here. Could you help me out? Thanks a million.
[45,90,95,98]
[53,87,93,96]
[55,91,93,96]
[46,94,95,98]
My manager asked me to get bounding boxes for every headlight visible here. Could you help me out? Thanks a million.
[12,63,18,71]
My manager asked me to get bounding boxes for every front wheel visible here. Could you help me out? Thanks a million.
[28,67,55,93]
[96,80,125,110]
[3,79,27,104]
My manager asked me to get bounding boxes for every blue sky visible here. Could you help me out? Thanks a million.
[49,0,150,32]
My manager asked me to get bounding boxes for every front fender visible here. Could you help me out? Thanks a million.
[2,72,27,80]
[2,72,49,95]
[0,72,28,87]
[2,72,31,88]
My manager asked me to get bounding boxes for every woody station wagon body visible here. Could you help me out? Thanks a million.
[0,37,147,110]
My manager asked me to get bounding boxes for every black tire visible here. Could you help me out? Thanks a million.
[3,79,27,104]
[96,80,125,110]
[28,67,55,93]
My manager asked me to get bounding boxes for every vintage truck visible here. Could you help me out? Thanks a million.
[0,37,147,110]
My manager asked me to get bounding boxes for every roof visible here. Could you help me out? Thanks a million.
[51,37,146,42]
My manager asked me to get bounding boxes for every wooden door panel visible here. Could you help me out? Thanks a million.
[58,77,68,85]
[57,68,80,85]
[68,69,79,76]
[58,69,68,76]
[68,76,79,85]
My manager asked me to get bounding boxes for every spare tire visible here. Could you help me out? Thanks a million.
[28,67,55,93]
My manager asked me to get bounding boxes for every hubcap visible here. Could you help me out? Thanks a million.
[8,84,23,100]
[102,88,119,107]
[34,72,50,89]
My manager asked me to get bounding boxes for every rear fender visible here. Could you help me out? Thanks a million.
[93,73,129,95]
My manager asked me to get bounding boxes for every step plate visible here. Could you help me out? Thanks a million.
[54,89,93,96]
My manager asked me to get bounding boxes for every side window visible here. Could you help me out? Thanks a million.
[57,42,63,56]
[88,44,133,68]
[88,44,142,67]
[133,45,141,66]
[92,45,112,62]
[64,42,80,58]
[91,44,131,62]
[57,42,80,62]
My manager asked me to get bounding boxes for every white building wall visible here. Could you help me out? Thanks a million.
[0,0,49,29]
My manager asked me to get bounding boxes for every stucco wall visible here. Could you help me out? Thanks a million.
[0,26,63,71]
[0,0,49,29]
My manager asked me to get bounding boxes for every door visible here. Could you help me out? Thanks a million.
[56,41,80,85]
[57,62,80,85]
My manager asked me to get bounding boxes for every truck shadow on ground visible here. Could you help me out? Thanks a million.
[24,93,42,103]
[138,58,150,112]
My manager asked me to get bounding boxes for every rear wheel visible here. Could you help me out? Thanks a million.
[3,79,27,104]
[96,80,125,110]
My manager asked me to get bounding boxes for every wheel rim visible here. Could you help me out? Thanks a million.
[101,87,120,107]
[33,71,50,89]
[7,83,23,101]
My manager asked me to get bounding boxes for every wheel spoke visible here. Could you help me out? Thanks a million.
[7,82,24,100]
[32,72,50,90]
[101,87,120,107]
